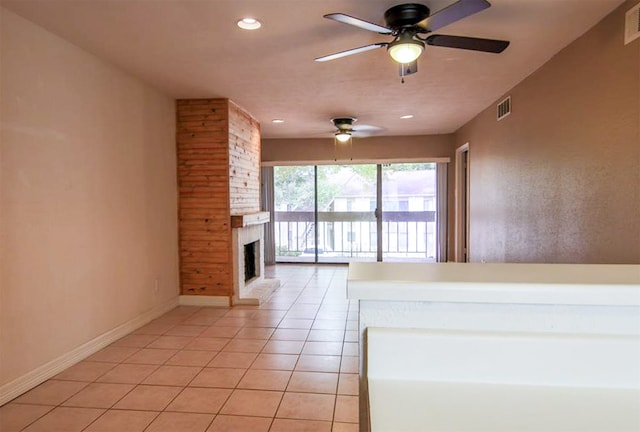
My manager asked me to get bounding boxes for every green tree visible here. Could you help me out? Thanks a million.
[274,166,315,211]
[274,165,343,211]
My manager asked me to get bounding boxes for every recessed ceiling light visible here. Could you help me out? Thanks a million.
[271,119,284,123]
[237,18,261,30]
[400,115,414,119]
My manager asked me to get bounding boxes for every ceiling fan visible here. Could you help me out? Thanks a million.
[329,117,383,160]
[331,117,383,142]
[315,0,510,80]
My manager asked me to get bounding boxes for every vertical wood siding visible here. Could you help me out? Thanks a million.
[229,100,261,215]
[176,99,261,297]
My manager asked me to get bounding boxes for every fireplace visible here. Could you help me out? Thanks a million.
[244,241,259,282]
[231,212,279,305]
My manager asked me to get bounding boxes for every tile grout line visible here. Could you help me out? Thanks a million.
[10,265,358,431]
[265,268,319,431]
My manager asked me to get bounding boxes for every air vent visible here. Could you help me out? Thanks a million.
[497,96,511,121]
[625,3,640,45]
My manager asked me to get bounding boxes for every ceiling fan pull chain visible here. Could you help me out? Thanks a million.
[400,64,406,84]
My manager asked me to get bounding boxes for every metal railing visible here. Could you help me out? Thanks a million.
[274,211,436,262]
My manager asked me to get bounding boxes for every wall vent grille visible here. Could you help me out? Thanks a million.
[497,96,511,121]
[625,3,640,45]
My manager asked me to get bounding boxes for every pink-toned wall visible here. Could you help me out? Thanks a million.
[0,7,179,391]
[454,0,640,263]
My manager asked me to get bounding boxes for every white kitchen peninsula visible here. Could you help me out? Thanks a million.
[347,262,640,432]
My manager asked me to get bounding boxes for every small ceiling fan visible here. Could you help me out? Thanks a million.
[329,117,383,160]
[315,0,510,79]
[330,117,383,142]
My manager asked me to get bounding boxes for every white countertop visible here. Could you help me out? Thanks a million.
[347,262,640,306]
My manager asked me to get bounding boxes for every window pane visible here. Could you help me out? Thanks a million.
[273,166,315,262]
[317,165,377,263]
[382,163,437,262]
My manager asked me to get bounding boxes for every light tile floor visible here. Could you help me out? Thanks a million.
[0,265,359,432]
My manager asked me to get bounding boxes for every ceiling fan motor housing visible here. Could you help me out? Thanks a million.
[384,3,430,29]
[331,117,357,131]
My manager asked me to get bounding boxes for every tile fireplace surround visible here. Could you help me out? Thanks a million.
[231,212,279,305]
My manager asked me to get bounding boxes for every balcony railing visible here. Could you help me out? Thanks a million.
[274,211,436,262]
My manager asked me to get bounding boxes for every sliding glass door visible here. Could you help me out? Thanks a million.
[272,163,440,263]
[317,165,377,263]
[273,166,315,263]
[381,163,437,262]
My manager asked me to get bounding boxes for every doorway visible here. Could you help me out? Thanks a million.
[455,144,470,262]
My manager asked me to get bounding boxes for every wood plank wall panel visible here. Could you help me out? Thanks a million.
[177,99,232,297]
[176,98,262,298]
[228,100,261,215]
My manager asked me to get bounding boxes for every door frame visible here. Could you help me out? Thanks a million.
[271,161,445,263]
[454,143,470,262]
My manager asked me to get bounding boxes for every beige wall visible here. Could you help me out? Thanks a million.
[454,0,640,263]
[262,134,455,164]
[263,135,456,261]
[0,7,179,389]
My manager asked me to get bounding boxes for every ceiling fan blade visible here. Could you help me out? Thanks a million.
[417,0,491,32]
[324,13,393,34]
[353,124,384,132]
[315,43,387,62]
[353,126,385,137]
[426,34,509,53]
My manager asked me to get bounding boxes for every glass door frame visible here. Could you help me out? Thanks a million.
[271,161,445,264]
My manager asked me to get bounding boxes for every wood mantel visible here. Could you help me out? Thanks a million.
[231,211,270,228]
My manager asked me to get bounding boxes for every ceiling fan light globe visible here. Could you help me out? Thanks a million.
[335,132,352,143]
[388,40,424,64]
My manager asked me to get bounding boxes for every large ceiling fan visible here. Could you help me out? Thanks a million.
[315,0,510,79]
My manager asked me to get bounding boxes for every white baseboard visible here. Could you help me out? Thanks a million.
[179,295,230,307]
[0,296,179,406]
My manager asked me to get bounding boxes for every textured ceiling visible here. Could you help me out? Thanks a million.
[1,0,625,138]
